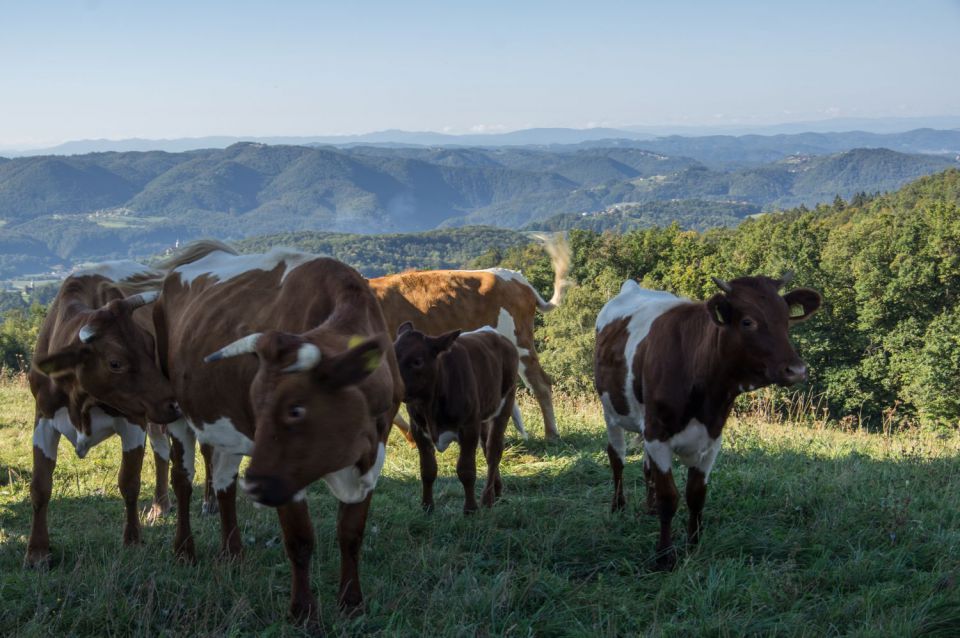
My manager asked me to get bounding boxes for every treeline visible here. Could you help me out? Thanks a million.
[506,169,960,429]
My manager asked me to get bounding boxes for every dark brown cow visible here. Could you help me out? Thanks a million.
[394,322,518,513]
[369,233,569,439]
[25,261,181,566]
[154,244,401,621]
[594,274,821,568]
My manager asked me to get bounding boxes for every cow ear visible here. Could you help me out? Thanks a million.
[33,344,94,378]
[321,338,383,389]
[430,329,461,354]
[396,321,414,338]
[783,288,822,323]
[706,293,733,326]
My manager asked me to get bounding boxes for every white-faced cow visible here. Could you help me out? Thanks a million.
[594,274,822,568]
[394,322,518,513]
[25,261,181,567]
[153,243,401,621]
[369,233,569,440]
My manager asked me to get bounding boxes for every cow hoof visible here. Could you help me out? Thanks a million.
[654,547,677,571]
[337,591,364,616]
[173,538,197,564]
[289,598,320,626]
[421,502,435,514]
[122,525,143,546]
[23,547,52,569]
[201,500,219,516]
[144,500,172,525]
[611,495,626,513]
[463,505,479,516]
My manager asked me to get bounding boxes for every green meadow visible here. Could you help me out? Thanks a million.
[1,377,958,636]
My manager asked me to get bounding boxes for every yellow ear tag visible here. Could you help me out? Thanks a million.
[789,304,806,319]
[348,335,366,349]
[363,349,382,372]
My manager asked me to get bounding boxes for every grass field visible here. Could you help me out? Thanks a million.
[1,375,959,636]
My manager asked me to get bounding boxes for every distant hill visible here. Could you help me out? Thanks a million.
[523,200,761,233]
[0,140,957,278]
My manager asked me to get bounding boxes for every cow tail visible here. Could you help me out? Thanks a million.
[532,232,572,312]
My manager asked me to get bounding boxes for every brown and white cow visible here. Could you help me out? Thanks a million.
[594,275,821,568]
[25,261,181,567]
[394,322,518,513]
[369,233,570,440]
[153,244,401,621]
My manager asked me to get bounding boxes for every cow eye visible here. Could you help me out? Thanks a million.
[410,357,424,369]
[285,405,306,423]
[108,359,124,372]
[741,317,757,330]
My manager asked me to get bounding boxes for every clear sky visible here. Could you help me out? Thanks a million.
[1,0,958,147]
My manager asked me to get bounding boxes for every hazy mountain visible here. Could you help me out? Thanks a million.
[0,141,957,278]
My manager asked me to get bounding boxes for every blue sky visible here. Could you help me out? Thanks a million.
[1,0,958,147]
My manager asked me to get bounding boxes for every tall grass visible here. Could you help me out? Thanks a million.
[1,380,958,636]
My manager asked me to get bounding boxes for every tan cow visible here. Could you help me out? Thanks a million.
[153,243,401,622]
[370,233,570,439]
[25,261,181,566]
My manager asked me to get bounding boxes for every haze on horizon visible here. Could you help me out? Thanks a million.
[1,0,958,149]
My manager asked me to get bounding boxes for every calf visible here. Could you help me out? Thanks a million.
[26,261,181,566]
[594,274,821,568]
[370,232,569,439]
[394,322,519,513]
[154,243,401,621]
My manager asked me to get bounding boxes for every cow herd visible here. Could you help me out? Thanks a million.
[21,236,821,622]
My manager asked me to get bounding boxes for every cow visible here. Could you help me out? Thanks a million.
[153,243,401,622]
[25,261,181,567]
[369,233,570,440]
[594,274,822,569]
[394,321,519,514]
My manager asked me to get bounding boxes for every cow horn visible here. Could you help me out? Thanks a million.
[122,290,160,310]
[78,324,97,343]
[282,343,322,373]
[204,333,263,363]
[712,277,733,293]
[779,270,795,287]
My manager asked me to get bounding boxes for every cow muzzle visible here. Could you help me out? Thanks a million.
[241,473,296,507]
[778,362,808,386]
[147,399,182,425]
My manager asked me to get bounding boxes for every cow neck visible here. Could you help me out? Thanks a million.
[684,307,743,433]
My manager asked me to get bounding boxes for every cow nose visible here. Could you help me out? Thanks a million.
[241,473,290,507]
[783,363,808,383]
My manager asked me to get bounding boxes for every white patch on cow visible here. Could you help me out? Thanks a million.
[597,281,688,425]
[210,448,243,492]
[477,268,552,308]
[605,418,628,464]
[175,247,319,287]
[73,260,158,283]
[644,420,721,480]
[484,395,508,422]
[192,417,254,455]
[147,424,171,462]
[33,407,145,460]
[511,403,529,440]
[492,307,531,358]
[322,442,386,504]
[435,430,459,452]
[167,418,196,483]
[292,489,307,503]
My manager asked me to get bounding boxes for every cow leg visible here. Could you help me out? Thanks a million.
[336,496,372,613]
[457,425,480,514]
[482,410,508,507]
[168,419,197,562]
[200,444,219,516]
[605,420,627,512]
[686,467,707,546]
[146,424,172,525]
[25,415,59,567]
[411,418,437,512]
[210,449,243,558]
[643,455,657,515]
[645,437,679,570]
[275,501,318,622]
[391,409,417,446]
[115,420,147,546]
[518,352,559,440]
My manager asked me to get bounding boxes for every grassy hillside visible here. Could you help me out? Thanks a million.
[1,379,958,636]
